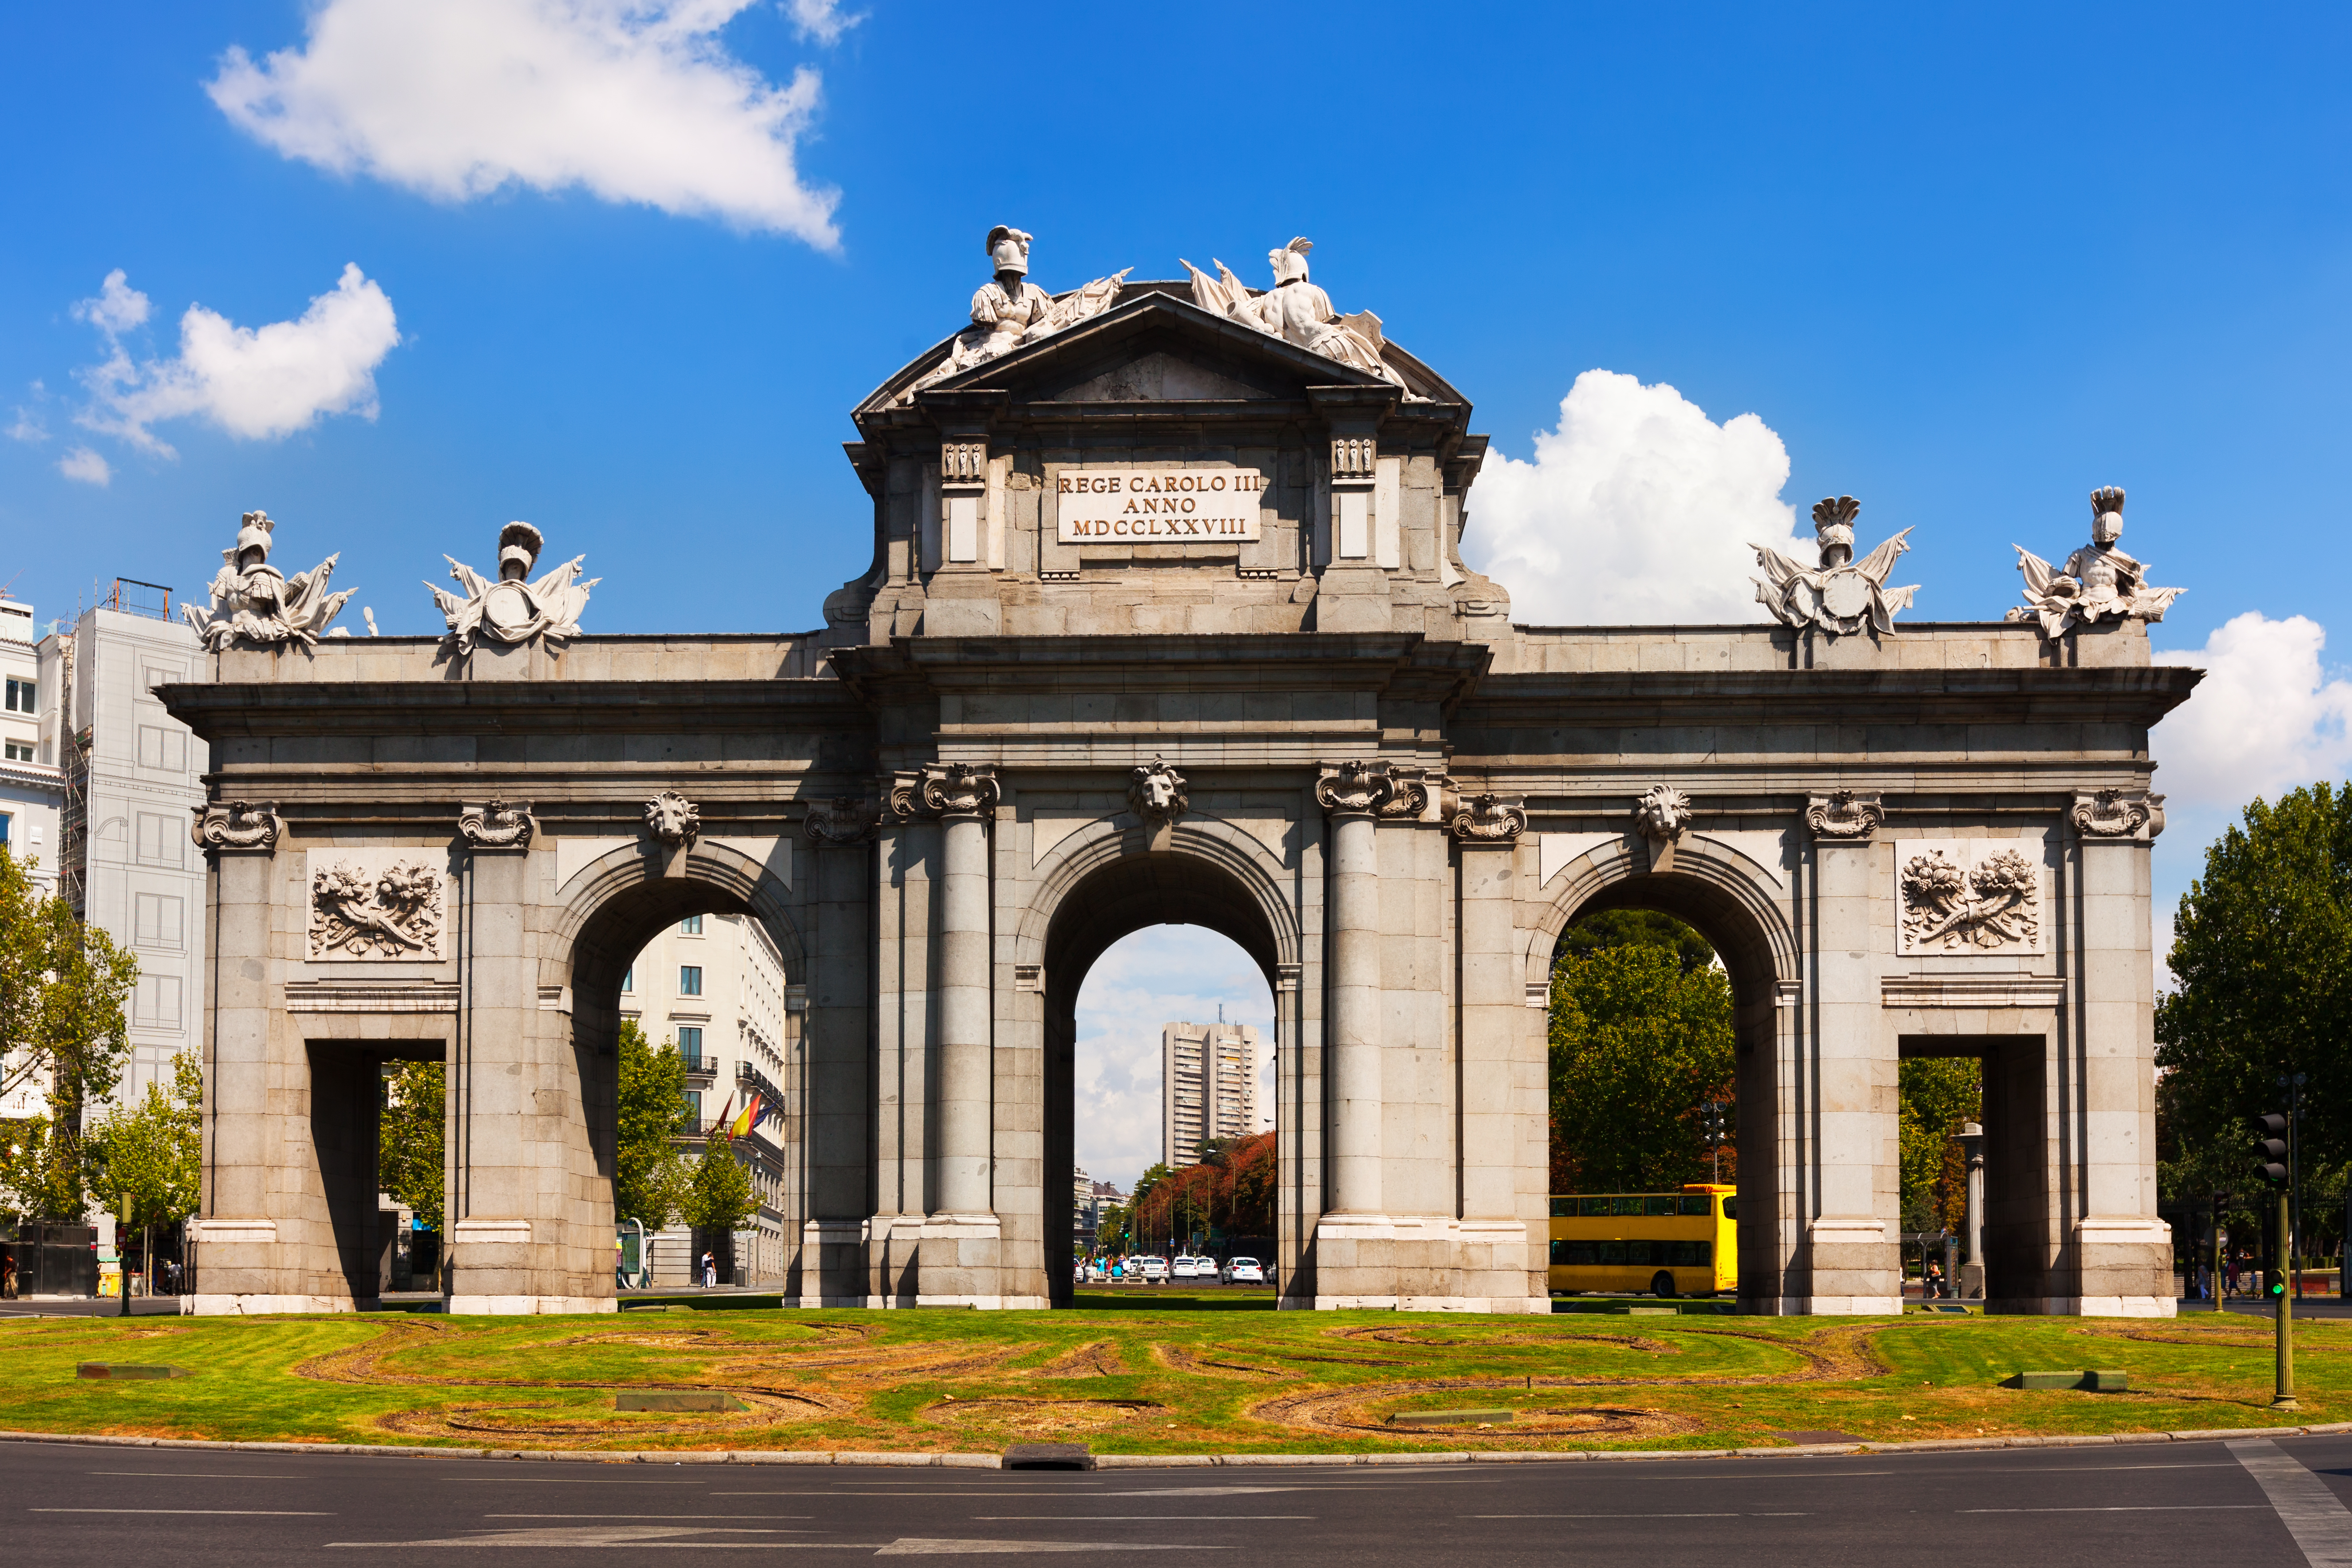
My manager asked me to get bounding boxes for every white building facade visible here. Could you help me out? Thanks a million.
[621,911,796,1284]
[1161,1020,1266,1169]
[0,599,63,901]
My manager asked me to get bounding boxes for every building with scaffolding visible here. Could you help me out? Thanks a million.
[36,581,210,1104]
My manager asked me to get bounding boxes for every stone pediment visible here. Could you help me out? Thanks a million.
[857,286,1462,419]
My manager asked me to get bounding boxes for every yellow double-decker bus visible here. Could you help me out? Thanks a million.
[1548,1184,1736,1298]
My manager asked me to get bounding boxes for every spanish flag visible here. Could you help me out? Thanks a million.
[728,1091,762,1139]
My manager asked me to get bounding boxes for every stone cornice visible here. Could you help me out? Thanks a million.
[1457,664,2201,730]
[156,677,870,743]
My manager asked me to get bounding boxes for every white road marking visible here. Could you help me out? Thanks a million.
[488,1515,815,1521]
[2232,1439,2352,1566]
[970,1515,1310,1521]
[1468,1513,1742,1519]
[1961,1506,2266,1513]
[88,1472,300,1479]
[31,1509,335,1516]
[874,1542,1224,1556]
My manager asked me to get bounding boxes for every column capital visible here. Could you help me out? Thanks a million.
[1315,758,1391,818]
[1449,792,1527,846]
[2070,788,2164,843]
[920,762,1001,820]
[191,799,284,854]
[1805,789,1885,844]
[459,799,536,851]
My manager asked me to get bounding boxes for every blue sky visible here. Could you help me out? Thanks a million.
[5,4,2349,1184]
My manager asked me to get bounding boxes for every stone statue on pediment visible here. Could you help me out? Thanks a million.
[1753,496,1917,638]
[185,510,355,650]
[901,226,1131,401]
[2008,487,2182,640]
[1181,237,1403,388]
[427,521,598,656]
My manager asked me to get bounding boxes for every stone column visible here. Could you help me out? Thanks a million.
[448,806,601,1314]
[186,803,312,1313]
[919,764,1003,1303]
[802,795,878,1306]
[1312,762,1389,1306]
[1451,793,1546,1312]
[1803,792,1900,1314]
[2068,789,2175,1315]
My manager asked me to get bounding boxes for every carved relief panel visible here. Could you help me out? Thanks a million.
[305,849,450,962]
[1895,839,2045,956]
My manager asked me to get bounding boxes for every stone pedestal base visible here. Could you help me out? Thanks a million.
[1794,1216,1901,1314]
[797,1218,870,1307]
[446,1295,617,1315]
[186,1293,356,1316]
[1307,1213,1548,1312]
[1960,1263,1986,1299]
[914,1212,1005,1306]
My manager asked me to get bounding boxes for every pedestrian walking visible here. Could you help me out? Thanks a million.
[1924,1260,1944,1300]
[701,1250,715,1288]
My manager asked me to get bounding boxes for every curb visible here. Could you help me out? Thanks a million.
[7,1422,2352,1468]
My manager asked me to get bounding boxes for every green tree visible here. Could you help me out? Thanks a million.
[682,1135,757,1232]
[615,1021,692,1228]
[1547,917,1734,1194]
[0,845,140,1220]
[1898,1057,1980,1234]
[2156,783,2352,1194]
[377,1060,445,1229]
[1557,908,1717,975]
[84,1050,202,1303]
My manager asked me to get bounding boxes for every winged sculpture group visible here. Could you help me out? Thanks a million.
[180,230,2183,654]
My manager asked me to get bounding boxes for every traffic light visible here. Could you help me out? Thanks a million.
[2254,1113,2290,1189]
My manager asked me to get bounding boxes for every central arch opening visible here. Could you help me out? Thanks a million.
[1040,850,1282,1307]
[1550,873,1785,1309]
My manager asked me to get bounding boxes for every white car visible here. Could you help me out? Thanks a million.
[1138,1256,1168,1282]
[1224,1256,1264,1284]
[1170,1255,1199,1280]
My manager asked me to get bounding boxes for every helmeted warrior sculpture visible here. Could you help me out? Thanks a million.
[184,510,355,650]
[902,226,1131,399]
[427,521,598,656]
[1752,496,1918,637]
[1181,237,1402,387]
[2008,487,2182,640]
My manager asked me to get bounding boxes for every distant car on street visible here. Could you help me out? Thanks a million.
[1171,1255,1200,1280]
[1139,1256,1168,1282]
[1224,1256,1264,1284]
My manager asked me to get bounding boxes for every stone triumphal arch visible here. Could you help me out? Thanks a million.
[166,231,2197,1317]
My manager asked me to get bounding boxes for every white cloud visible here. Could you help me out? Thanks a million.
[72,264,400,458]
[1463,369,1813,625]
[785,0,862,44]
[208,0,841,247]
[1072,926,1275,1193]
[71,270,150,336]
[2147,612,2352,988]
[56,446,111,486]
[2151,612,2352,817]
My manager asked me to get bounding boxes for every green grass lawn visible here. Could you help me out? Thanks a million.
[0,1304,2336,1455]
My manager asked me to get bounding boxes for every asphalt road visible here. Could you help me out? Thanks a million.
[11,1434,2352,1565]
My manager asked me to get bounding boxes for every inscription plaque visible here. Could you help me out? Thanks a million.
[1056,466,1265,544]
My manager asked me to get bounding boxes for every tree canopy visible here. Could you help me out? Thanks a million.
[377,1060,445,1229]
[1898,1057,1979,1235]
[86,1050,202,1234]
[1547,912,1734,1194]
[616,1020,693,1228]
[0,845,140,1221]
[2157,782,2352,1230]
